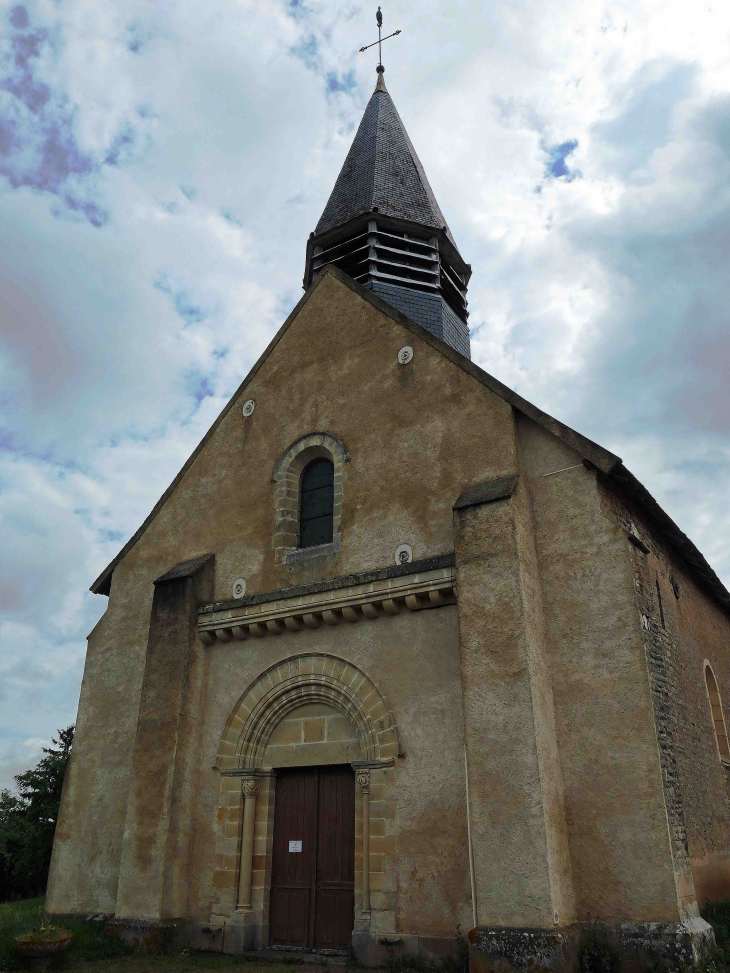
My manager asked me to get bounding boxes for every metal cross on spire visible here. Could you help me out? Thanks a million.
[359,6,401,69]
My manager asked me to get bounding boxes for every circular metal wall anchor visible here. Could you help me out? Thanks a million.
[394,544,412,566]
[397,346,413,365]
[232,578,246,599]
[242,399,255,417]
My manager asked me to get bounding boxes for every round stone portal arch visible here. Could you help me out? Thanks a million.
[216,652,400,771]
[211,653,399,933]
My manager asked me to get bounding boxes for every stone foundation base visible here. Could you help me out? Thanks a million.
[46,914,716,969]
[189,915,269,954]
[191,925,464,964]
[352,931,467,966]
[605,919,714,970]
[468,926,578,973]
[468,919,715,973]
[105,917,188,953]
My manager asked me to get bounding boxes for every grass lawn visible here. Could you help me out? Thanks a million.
[0,899,333,972]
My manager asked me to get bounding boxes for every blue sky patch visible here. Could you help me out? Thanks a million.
[154,273,208,325]
[99,528,125,543]
[9,5,29,29]
[183,373,215,405]
[61,194,109,228]
[104,127,135,166]
[327,70,356,95]
[544,139,579,180]
[125,21,152,54]
[285,0,311,20]
[291,35,319,71]
[221,208,243,226]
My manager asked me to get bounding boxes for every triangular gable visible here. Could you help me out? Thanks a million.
[91,266,730,615]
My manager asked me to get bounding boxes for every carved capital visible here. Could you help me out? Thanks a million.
[355,770,370,793]
[241,777,261,799]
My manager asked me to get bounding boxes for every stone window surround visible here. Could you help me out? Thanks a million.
[703,660,730,767]
[272,432,350,565]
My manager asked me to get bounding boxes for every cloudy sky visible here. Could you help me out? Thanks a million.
[1,0,730,790]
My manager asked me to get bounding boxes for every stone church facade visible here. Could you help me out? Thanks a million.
[47,68,730,969]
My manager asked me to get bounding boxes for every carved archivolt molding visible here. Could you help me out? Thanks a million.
[216,653,400,771]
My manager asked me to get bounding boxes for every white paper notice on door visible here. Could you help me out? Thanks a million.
[288,840,302,853]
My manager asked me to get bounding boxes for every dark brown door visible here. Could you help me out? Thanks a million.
[269,766,354,950]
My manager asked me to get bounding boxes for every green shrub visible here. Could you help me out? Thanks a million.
[703,902,730,955]
[700,900,730,972]
[577,927,620,973]
[0,727,74,902]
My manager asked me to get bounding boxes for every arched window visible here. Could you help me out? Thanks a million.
[299,458,334,548]
[704,664,730,761]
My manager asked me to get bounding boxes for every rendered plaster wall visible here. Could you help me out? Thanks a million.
[49,272,504,930]
[510,475,575,927]
[516,413,681,923]
[45,587,153,916]
[195,606,472,939]
[598,484,730,908]
[453,477,574,930]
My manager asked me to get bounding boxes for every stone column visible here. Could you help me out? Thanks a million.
[356,769,371,914]
[236,777,261,914]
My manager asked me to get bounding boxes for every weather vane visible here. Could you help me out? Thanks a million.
[359,6,401,69]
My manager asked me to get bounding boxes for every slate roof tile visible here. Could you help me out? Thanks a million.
[315,72,459,252]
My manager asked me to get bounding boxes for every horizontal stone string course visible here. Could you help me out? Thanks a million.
[199,577,456,644]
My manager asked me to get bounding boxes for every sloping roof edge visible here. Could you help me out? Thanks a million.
[91,265,730,616]
[89,281,324,595]
[604,465,730,611]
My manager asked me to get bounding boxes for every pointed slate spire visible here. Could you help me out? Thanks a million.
[305,68,472,359]
[315,68,455,247]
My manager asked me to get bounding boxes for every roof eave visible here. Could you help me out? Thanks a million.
[604,463,730,612]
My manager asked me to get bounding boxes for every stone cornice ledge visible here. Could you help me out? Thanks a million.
[199,563,456,644]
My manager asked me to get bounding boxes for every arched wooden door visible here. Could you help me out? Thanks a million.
[269,765,355,950]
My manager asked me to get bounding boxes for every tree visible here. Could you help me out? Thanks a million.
[0,725,74,901]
